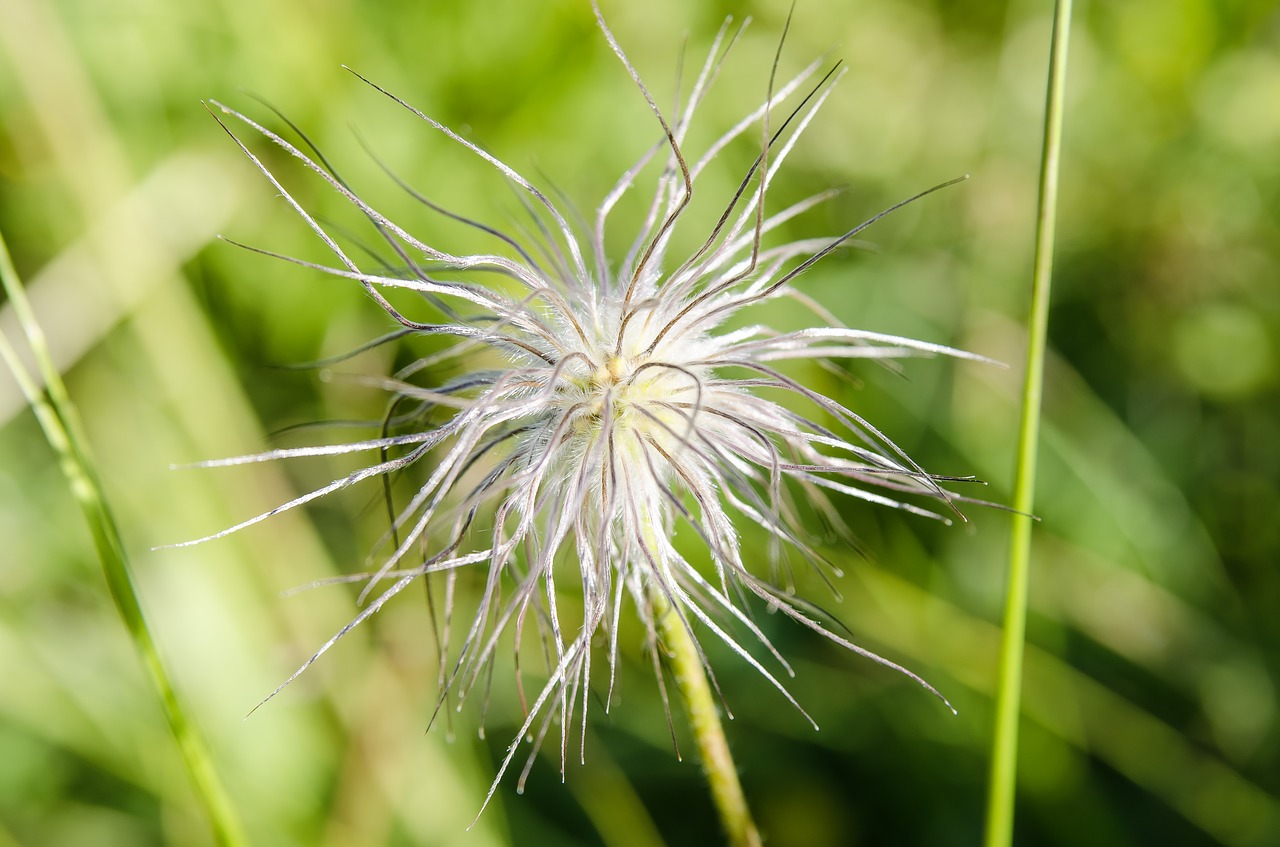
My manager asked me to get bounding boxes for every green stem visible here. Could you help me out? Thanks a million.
[651,587,761,847]
[0,229,249,847]
[983,2,1073,847]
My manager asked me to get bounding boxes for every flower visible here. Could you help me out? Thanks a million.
[185,3,988,807]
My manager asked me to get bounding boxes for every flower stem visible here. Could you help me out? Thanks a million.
[650,587,762,847]
[984,2,1073,846]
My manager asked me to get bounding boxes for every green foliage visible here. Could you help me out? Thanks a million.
[1,1,1277,845]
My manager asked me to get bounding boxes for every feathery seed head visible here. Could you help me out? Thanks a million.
[189,3,992,806]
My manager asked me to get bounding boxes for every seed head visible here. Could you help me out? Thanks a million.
[183,3,991,808]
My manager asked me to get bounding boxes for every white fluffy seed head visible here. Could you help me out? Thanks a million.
[190,4,993,812]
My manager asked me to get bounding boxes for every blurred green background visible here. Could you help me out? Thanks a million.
[2,0,1278,845]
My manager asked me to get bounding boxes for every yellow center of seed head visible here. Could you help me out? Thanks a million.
[605,355,627,384]
[580,355,619,422]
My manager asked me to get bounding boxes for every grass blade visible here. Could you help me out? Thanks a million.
[0,228,249,847]
[983,2,1075,846]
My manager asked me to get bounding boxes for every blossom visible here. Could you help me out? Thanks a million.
[183,4,988,805]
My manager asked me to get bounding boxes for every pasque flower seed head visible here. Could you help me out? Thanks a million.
[180,2,991,808]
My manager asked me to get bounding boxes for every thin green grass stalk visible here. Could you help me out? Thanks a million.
[650,585,761,847]
[983,2,1074,846]
[0,229,248,847]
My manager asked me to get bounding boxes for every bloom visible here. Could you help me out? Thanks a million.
[188,5,987,804]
